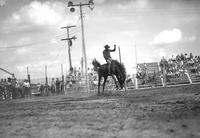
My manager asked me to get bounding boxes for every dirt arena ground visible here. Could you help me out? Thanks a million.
[0,84,200,138]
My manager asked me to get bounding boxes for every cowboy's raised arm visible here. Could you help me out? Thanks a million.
[109,45,116,52]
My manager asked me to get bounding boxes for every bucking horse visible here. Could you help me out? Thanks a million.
[92,59,126,95]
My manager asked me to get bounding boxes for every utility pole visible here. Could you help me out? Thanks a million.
[27,66,31,83]
[61,64,65,93]
[67,0,94,92]
[118,46,122,64]
[135,41,138,65]
[61,64,64,80]
[61,25,76,74]
[134,41,138,89]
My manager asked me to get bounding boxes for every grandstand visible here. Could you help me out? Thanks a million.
[134,53,200,88]
[137,62,160,74]
[136,62,162,88]
[190,73,200,83]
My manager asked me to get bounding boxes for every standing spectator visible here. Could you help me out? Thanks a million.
[0,79,4,100]
[60,80,64,94]
[39,84,45,96]
[18,82,25,98]
[55,78,60,94]
[51,78,56,94]
[11,78,17,99]
[23,79,30,98]
[7,78,12,99]
[2,79,7,99]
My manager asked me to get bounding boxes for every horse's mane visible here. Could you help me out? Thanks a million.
[114,60,126,80]
[92,59,101,67]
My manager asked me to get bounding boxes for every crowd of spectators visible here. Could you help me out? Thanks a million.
[0,78,13,100]
[1,77,66,100]
[0,78,30,100]
[159,53,200,75]
[49,78,64,94]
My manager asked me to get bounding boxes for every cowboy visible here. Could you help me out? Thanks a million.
[103,44,116,74]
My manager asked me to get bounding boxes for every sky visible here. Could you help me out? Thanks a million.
[0,0,200,79]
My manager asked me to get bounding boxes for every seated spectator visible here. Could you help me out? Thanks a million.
[137,65,142,77]
[171,55,176,62]
[189,53,193,60]
[180,53,185,61]
[194,56,198,63]
[198,56,200,62]
[184,53,188,61]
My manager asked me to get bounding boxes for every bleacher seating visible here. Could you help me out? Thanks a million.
[189,73,200,83]
[137,62,162,88]
[137,62,160,74]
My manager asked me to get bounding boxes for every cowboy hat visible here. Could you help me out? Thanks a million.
[104,45,110,49]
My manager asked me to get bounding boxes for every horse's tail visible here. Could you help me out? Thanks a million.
[92,58,101,68]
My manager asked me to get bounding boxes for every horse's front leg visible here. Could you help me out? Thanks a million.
[98,75,102,95]
[102,76,108,93]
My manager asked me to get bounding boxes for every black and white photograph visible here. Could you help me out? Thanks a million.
[0,0,200,137]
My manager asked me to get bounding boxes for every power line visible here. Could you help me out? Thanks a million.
[0,34,64,50]
[69,30,81,36]
[0,40,47,49]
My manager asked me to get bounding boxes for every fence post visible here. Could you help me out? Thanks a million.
[134,74,138,89]
[185,71,192,84]
[161,76,166,87]
[159,62,167,87]
[45,65,48,96]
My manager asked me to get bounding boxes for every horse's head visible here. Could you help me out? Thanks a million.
[92,59,101,71]
[118,75,126,89]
